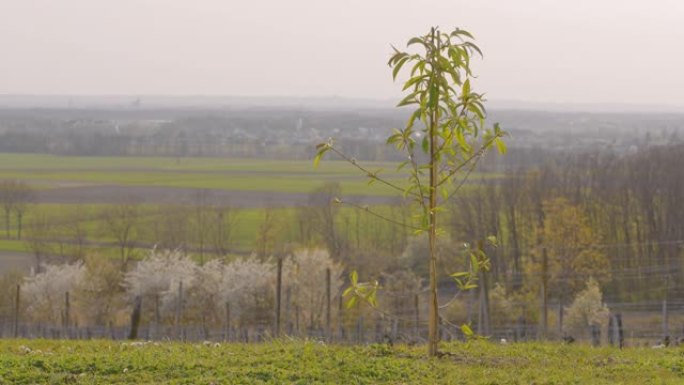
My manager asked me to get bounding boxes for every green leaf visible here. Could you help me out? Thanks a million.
[407,108,423,130]
[463,41,483,57]
[451,28,475,40]
[392,56,410,81]
[421,136,429,154]
[388,51,407,67]
[467,102,485,121]
[403,74,427,91]
[407,37,426,48]
[397,92,418,107]
[494,137,507,154]
[440,186,449,200]
[313,149,326,168]
[350,270,358,285]
[470,253,479,272]
[345,296,357,309]
[461,323,474,337]
[462,78,471,96]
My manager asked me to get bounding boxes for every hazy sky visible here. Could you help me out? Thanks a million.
[1,0,683,106]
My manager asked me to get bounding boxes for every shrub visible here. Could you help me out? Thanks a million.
[563,278,610,337]
[76,255,124,325]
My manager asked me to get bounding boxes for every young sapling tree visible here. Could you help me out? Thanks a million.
[315,26,506,356]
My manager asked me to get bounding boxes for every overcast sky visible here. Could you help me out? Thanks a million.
[1,0,683,107]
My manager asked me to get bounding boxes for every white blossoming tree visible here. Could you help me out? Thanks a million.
[287,249,344,330]
[22,263,85,324]
[218,256,275,327]
[123,250,197,323]
[188,258,225,324]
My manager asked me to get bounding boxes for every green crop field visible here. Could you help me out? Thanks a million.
[0,153,414,196]
[0,152,490,265]
[0,340,682,384]
[0,203,292,259]
[0,153,495,196]
[0,202,412,266]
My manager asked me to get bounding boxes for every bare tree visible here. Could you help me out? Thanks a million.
[255,207,281,259]
[0,179,33,239]
[62,205,90,262]
[25,212,56,273]
[212,205,238,257]
[0,180,16,239]
[156,204,190,253]
[102,200,140,269]
[299,182,344,260]
[11,181,33,240]
[192,189,212,263]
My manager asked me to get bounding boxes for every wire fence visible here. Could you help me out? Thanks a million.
[1,281,682,347]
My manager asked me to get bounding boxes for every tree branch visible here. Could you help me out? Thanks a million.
[327,146,420,199]
[436,133,501,188]
[337,198,423,231]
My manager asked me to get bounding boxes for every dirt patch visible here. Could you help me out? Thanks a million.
[33,185,399,208]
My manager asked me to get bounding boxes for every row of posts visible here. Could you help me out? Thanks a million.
[5,273,668,346]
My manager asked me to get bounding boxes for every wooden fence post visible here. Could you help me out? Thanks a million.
[616,313,624,348]
[295,305,300,336]
[285,287,292,335]
[275,256,283,337]
[662,298,669,340]
[591,324,601,347]
[558,302,564,338]
[338,293,344,340]
[414,294,419,340]
[174,281,183,339]
[64,291,70,338]
[325,267,331,340]
[608,313,624,348]
[541,247,548,339]
[128,296,142,340]
[13,284,20,338]
[357,316,364,343]
[224,302,231,341]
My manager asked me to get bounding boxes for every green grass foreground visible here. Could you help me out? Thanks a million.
[1,340,682,384]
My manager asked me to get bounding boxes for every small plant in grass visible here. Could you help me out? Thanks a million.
[316,26,506,356]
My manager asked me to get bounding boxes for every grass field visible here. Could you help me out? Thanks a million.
[0,153,417,196]
[0,152,487,264]
[0,204,294,259]
[0,202,411,267]
[0,339,682,384]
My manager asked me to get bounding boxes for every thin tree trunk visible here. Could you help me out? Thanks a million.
[427,30,440,356]
[17,212,22,240]
[4,209,9,239]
